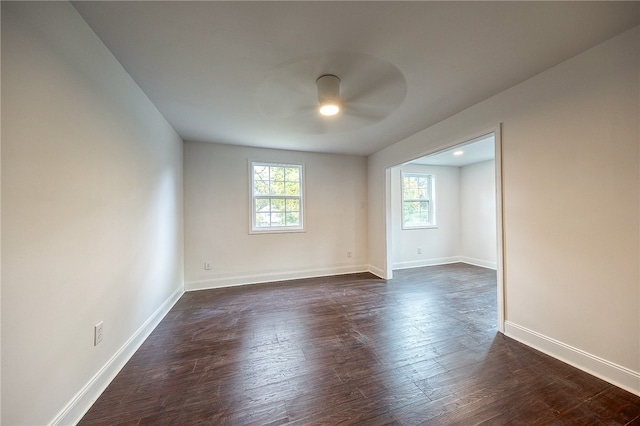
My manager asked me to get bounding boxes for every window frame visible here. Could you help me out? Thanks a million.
[249,160,305,234]
[401,172,436,230]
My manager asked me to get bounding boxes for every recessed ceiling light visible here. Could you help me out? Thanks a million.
[453,150,464,156]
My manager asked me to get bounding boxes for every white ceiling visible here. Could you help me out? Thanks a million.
[409,134,495,168]
[72,1,639,156]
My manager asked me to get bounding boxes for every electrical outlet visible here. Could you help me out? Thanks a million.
[94,322,104,346]
[204,261,211,270]
[347,250,352,258]
[417,247,422,255]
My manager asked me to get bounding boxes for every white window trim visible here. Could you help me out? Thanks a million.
[249,160,306,234]
[401,172,437,230]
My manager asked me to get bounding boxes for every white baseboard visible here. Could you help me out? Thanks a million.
[392,256,462,270]
[367,264,387,279]
[504,321,640,396]
[185,265,369,291]
[392,257,497,271]
[50,286,184,426]
[458,256,497,270]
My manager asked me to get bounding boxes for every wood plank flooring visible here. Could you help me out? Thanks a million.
[79,263,640,425]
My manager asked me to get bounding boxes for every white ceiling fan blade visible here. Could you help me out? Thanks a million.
[256,51,406,134]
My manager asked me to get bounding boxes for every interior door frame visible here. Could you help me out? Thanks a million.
[384,124,505,333]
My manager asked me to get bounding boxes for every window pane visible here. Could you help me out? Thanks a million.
[285,199,299,212]
[403,177,429,197]
[270,212,284,226]
[254,166,269,182]
[285,212,300,226]
[403,201,416,222]
[404,200,429,224]
[270,198,285,211]
[285,182,299,196]
[270,180,285,195]
[254,180,269,195]
[255,198,269,212]
[285,167,299,182]
[271,167,285,181]
[419,200,430,222]
[256,212,270,227]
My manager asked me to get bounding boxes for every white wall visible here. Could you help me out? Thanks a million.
[391,164,460,269]
[184,141,368,290]
[368,27,640,393]
[1,3,184,425]
[460,160,496,268]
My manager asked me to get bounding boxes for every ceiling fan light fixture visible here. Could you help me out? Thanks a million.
[319,102,340,116]
[316,74,341,117]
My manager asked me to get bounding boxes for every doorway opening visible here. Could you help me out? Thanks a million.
[384,127,504,332]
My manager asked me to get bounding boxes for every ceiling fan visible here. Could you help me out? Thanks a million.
[256,52,407,134]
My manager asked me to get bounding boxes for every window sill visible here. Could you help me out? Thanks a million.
[250,228,306,235]
[402,225,438,230]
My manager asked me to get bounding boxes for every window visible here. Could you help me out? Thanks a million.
[402,172,435,229]
[251,161,304,233]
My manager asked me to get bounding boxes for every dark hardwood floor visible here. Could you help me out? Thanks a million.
[79,263,640,425]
